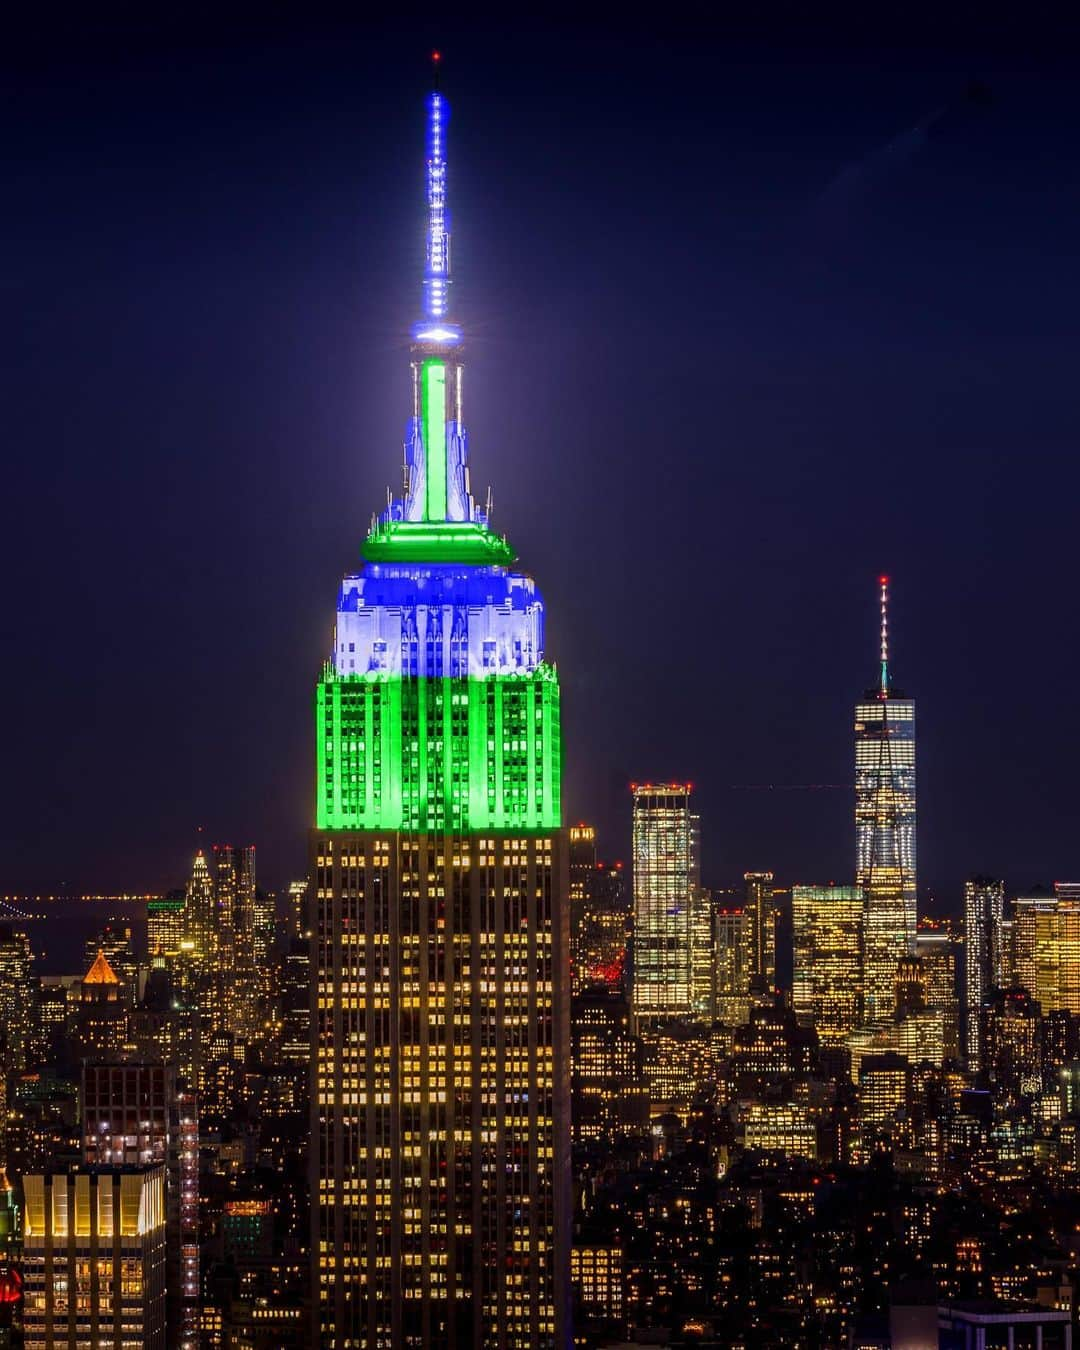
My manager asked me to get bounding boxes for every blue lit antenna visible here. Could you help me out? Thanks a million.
[422,53,452,322]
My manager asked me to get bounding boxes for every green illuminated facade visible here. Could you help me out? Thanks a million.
[317,666,561,831]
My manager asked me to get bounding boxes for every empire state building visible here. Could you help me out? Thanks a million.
[310,66,571,1348]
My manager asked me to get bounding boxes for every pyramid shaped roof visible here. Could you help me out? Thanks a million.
[83,948,120,985]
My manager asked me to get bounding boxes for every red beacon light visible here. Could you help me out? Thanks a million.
[0,1266,22,1305]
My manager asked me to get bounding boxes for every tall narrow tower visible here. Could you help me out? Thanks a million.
[855,577,917,1024]
[311,64,570,1349]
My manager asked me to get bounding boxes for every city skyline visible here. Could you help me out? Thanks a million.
[6,20,1080,1348]
[7,15,1080,897]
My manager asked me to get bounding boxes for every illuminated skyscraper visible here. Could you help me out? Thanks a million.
[83,1061,199,1350]
[631,784,698,1026]
[22,1165,166,1349]
[311,68,569,1348]
[183,848,215,965]
[964,876,1005,1071]
[914,929,960,1062]
[744,870,776,1001]
[569,824,598,994]
[855,578,916,1023]
[713,907,751,1026]
[1014,884,1080,1016]
[791,885,863,1043]
[0,926,34,1075]
[147,890,187,958]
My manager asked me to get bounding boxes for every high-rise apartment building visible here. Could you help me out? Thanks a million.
[21,1165,167,1349]
[1013,884,1080,1016]
[570,986,647,1144]
[0,927,34,1074]
[77,949,128,1059]
[792,885,863,1043]
[310,76,569,1348]
[147,890,187,958]
[964,876,1006,1071]
[83,1061,199,1350]
[914,928,960,1062]
[856,578,916,1023]
[714,907,751,1026]
[569,825,598,995]
[632,784,699,1026]
[744,871,776,1000]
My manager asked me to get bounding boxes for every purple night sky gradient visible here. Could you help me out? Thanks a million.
[5,8,1080,909]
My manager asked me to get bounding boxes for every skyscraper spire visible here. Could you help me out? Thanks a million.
[362,56,515,564]
[879,574,890,696]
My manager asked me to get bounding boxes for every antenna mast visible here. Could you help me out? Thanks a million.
[879,575,890,695]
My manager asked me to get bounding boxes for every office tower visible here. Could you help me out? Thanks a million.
[1013,885,1080,1016]
[311,75,569,1348]
[77,949,128,1058]
[569,824,597,993]
[791,885,862,1043]
[982,988,1042,1105]
[183,847,216,963]
[727,1004,819,1101]
[0,926,35,1075]
[914,929,960,1061]
[287,879,309,939]
[84,920,137,1005]
[714,906,751,1026]
[279,939,311,1066]
[690,883,714,1021]
[148,889,187,957]
[964,876,1005,1071]
[130,966,200,1089]
[856,578,916,1023]
[573,861,629,989]
[570,985,647,1144]
[22,1165,167,1349]
[858,1052,913,1158]
[632,784,698,1026]
[83,1061,199,1350]
[744,871,776,1000]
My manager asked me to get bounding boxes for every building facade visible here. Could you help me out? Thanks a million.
[856,578,916,1024]
[631,784,699,1026]
[964,876,1006,1071]
[1014,885,1080,1017]
[792,885,863,1043]
[744,871,776,1001]
[310,81,569,1348]
[83,1061,199,1350]
[21,1165,167,1350]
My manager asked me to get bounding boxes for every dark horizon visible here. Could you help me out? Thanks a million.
[7,10,1080,902]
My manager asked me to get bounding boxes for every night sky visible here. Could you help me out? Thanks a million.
[6,9,1080,906]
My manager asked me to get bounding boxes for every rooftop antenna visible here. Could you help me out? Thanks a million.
[424,50,450,322]
[878,575,890,696]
